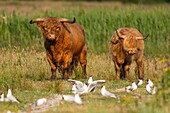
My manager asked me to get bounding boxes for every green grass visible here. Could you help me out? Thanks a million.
[0,47,169,112]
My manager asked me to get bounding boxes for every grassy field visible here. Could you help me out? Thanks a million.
[0,48,169,113]
[0,1,170,113]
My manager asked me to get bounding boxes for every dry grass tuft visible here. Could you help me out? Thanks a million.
[0,47,169,112]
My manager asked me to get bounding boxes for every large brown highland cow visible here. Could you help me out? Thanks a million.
[110,28,147,80]
[30,17,87,80]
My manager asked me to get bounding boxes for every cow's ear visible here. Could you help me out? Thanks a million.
[37,22,44,28]
[110,34,119,44]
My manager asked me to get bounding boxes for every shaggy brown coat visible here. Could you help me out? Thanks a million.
[110,28,146,80]
[30,17,87,80]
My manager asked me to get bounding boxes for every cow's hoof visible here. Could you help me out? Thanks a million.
[120,77,125,80]
[139,77,144,80]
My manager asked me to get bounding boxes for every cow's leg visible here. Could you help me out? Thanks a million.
[63,68,69,80]
[70,60,74,76]
[120,67,125,79]
[70,58,79,75]
[47,54,57,81]
[51,68,57,80]
[79,45,87,79]
[123,64,130,79]
[123,58,132,79]
[113,61,121,80]
[74,58,79,70]
[63,61,71,80]
[63,52,73,80]
[136,58,144,80]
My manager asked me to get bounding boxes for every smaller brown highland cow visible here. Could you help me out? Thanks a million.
[109,28,147,80]
[30,17,87,80]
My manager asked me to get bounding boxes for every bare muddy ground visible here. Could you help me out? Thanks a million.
[17,94,62,113]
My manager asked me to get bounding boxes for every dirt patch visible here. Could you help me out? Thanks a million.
[18,94,62,113]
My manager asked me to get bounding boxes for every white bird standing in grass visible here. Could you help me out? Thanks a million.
[147,79,154,87]
[36,98,47,106]
[146,84,156,95]
[137,79,143,86]
[125,82,138,92]
[101,86,117,98]
[7,89,20,103]
[146,79,156,95]
[0,93,10,102]
[0,93,4,102]
[87,76,93,85]
[131,82,138,91]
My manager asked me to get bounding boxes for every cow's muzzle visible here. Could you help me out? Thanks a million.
[127,50,137,55]
[47,34,56,40]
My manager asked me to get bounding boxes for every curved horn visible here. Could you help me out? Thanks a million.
[115,29,126,39]
[30,18,45,24]
[59,17,76,23]
[136,34,149,40]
